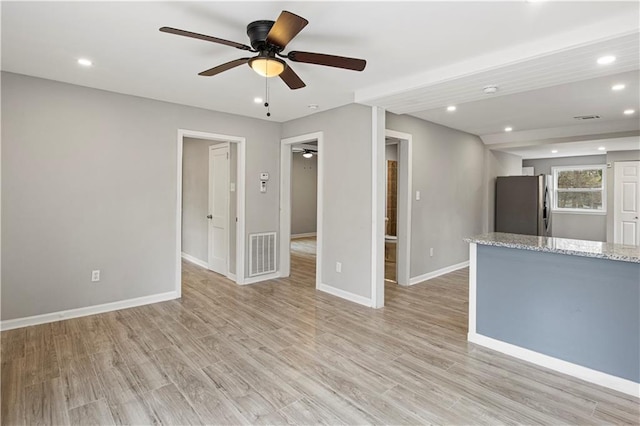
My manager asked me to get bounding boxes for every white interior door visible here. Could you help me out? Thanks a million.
[208,144,230,274]
[614,161,640,245]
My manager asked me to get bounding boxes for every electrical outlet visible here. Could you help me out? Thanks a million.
[336,262,342,273]
[429,248,434,257]
[91,270,100,282]
[416,191,421,201]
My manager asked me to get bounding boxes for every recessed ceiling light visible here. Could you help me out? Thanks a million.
[77,58,92,67]
[624,109,635,115]
[447,105,456,112]
[504,127,513,132]
[308,104,319,109]
[612,84,626,91]
[597,55,616,65]
[254,97,263,104]
[598,147,606,151]
[551,150,558,154]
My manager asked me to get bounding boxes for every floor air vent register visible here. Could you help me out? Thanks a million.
[249,232,277,277]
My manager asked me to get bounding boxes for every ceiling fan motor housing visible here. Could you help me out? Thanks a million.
[247,20,276,50]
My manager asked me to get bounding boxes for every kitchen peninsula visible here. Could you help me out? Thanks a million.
[465,232,640,397]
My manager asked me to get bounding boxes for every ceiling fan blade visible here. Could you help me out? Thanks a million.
[160,27,252,51]
[279,65,306,90]
[266,11,308,49]
[287,51,366,71]
[199,58,251,76]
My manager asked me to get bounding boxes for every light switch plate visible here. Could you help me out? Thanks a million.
[416,191,421,201]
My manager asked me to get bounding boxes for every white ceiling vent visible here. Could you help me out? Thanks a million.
[573,115,601,120]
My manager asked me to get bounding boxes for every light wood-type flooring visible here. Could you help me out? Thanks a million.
[2,237,639,425]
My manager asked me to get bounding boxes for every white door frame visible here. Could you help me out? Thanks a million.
[208,143,230,276]
[373,125,413,308]
[385,129,412,287]
[613,160,640,245]
[279,131,324,289]
[176,129,246,297]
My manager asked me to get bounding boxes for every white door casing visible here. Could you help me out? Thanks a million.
[176,129,246,295]
[614,161,640,246]
[279,132,323,289]
[385,129,412,287]
[208,144,230,274]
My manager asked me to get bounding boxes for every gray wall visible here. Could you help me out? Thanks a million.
[606,150,640,243]
[1,72,280,320]
[291,151,317,235]
[484,150,523,233]
[385,143,398,161]
[386,112,486,278]
[282,104,373,299]
[181,138,237,274]
[182,138,210,262]
[477,244,640,382]
[523,155,606,241]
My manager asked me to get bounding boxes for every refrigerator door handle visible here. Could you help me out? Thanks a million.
[543,185,551,233]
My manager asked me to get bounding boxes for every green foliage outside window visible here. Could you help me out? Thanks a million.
[554,166,605,211]
[557,169,602,189]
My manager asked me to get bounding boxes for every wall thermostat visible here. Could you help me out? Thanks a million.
[260,172,269,181]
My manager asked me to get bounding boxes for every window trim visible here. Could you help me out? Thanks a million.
[551,164,607,214]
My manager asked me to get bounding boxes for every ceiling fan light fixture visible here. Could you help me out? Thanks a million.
[249,56,286,77]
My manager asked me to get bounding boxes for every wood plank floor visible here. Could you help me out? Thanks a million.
[2,237,639,425]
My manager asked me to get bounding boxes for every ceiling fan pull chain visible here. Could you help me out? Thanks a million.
[265,73,271,117]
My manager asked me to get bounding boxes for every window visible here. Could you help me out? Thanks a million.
[552,165,606,213]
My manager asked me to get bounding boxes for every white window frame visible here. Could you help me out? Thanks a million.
[551,164,607,214]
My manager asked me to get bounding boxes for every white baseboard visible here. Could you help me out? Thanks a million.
[227,273,237,281]
[291,232,317,239]
[181,252,209,269]
[409,260,469,286]
[0,291,179,331]
[318,283,372,307]
[241,271,281,285]
[468,332,640,398]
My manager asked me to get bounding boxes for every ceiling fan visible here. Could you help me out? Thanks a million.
[160,10,367,90]
[292,146,318,158]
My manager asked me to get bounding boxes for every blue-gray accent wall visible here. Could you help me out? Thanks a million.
[476,244,640,382]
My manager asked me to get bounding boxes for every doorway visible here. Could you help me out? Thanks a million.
[176,129,246,297]
[383,130,412,288]
[279,132,324,289]
[385,140,399,283]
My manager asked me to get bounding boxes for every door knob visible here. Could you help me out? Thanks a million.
[207,214,213,219]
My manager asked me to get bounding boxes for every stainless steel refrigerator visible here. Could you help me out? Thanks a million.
[495,175,552,236]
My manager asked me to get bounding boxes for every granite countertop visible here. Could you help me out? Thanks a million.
[465,232,640,264]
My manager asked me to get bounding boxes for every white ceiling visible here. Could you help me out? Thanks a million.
[411,70,640,136]
[2,0,638,128]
